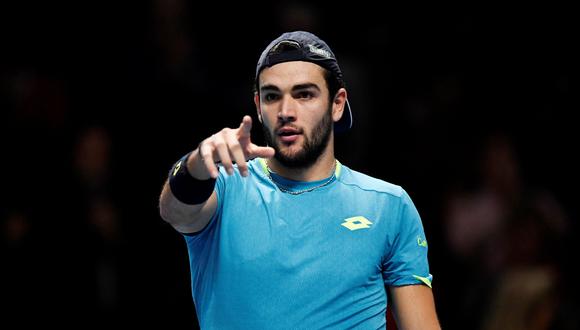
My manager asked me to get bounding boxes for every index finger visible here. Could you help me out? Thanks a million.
[238,115,253,138]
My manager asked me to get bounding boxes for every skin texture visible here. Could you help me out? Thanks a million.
[389,285,441,330]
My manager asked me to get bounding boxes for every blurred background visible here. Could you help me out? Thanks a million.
[1,1,577,329]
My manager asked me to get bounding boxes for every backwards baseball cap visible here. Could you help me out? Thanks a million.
[256,31,353,133]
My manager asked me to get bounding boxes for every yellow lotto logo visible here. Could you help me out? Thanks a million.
[341,216,373,231]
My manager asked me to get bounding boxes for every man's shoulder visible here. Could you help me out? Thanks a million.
[338,164,404,198]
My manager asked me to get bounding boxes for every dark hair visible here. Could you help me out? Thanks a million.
[323,69,345,105]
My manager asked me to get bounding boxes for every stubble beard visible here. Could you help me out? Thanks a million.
[262,105,333,169]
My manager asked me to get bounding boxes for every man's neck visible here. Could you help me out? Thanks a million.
[267,150,336,182]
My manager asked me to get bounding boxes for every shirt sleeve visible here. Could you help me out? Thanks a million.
[382,189,433,288]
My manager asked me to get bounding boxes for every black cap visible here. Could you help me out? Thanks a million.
[256,31,353,133]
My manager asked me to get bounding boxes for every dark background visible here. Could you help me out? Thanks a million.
[1,1,577,329]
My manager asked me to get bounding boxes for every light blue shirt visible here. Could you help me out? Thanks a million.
[184,158,433,329]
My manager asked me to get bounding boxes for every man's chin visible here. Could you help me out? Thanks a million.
[274,147,306,166]
[279,139,307,152]
[275,150,300,162]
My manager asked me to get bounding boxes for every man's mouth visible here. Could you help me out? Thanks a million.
[277,127,301,143]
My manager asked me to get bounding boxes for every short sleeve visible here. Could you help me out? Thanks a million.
[382,189,433,288]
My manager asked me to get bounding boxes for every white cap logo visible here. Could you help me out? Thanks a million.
[307,44,333,59]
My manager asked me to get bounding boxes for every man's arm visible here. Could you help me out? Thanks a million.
[389,284,441,330]
[159,115,274,234]
[158,147,218,234]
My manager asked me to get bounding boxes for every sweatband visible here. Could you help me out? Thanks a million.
[168,151,216,205]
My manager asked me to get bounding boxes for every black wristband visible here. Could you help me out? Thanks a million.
[168,152,216,205]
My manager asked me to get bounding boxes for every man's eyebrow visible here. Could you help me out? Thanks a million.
[292,83,320,92]
[260,83,321,93]
[260,84,280,93]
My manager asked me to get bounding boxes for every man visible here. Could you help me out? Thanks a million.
[159,31,440,329]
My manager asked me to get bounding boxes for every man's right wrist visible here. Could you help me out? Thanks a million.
[168,152,216,205]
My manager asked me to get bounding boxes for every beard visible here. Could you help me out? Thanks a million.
[262,105,333,169]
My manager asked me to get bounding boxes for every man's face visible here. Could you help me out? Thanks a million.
[257,61,334,168]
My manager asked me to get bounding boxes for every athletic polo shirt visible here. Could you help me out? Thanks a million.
[183,158,433,329]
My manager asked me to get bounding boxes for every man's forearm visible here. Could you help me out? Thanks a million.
[159,147,218,233]
[159,181,203,224]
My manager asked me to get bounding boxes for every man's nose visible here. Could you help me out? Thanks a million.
[278,95,297,122]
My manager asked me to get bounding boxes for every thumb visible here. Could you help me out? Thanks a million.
[249,145,275,159]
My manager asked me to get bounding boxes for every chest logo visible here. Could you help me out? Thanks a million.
[341,216,373,231]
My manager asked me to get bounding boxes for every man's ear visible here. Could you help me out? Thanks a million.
[332,88,347,123]
[254,92,262,123]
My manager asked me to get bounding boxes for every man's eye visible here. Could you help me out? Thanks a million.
[297,91,312,99]
[264,94,279,102]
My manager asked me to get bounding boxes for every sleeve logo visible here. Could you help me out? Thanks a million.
[417,236,428,248]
